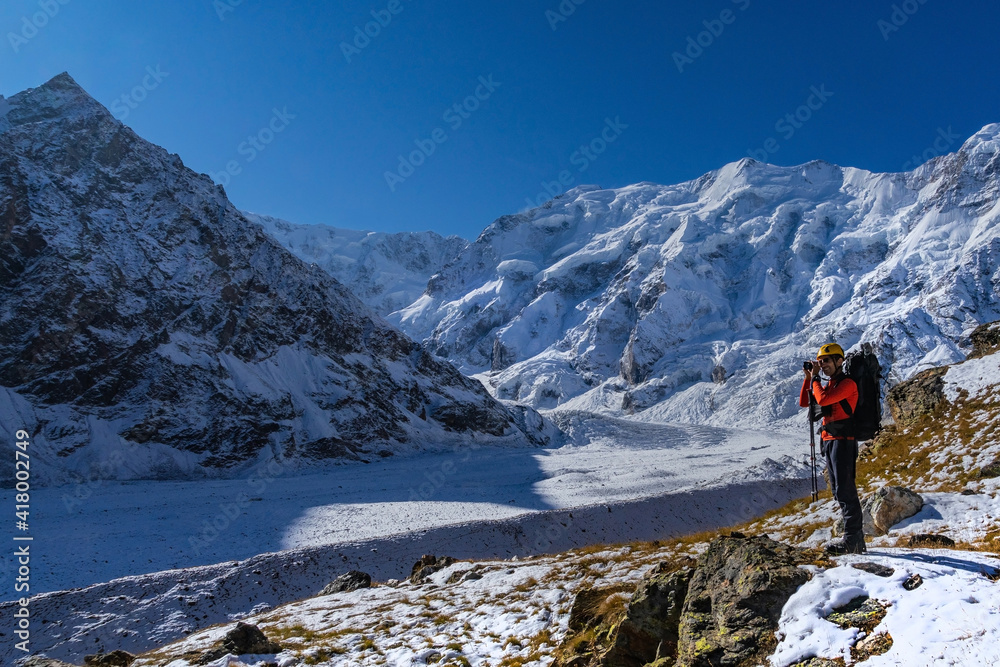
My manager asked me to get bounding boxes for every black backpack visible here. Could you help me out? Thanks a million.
[840,343,883,441]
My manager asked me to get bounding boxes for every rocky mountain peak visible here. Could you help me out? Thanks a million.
[0,75,551,485]
[1,72,104,127]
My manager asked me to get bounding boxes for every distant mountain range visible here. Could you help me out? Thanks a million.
[0,74,550,485]
[243,212,468,317]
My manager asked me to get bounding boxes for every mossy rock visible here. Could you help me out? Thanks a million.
[676,534,813,667]
[826,596,888,634]
[790,659,844,667]
[604,561,694,667]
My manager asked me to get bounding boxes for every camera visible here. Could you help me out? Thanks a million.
[803,361,814,372]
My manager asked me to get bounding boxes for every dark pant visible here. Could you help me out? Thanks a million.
[826,438,863,536]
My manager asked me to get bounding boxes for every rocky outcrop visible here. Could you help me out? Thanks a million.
[886,367,948,426]
[861,486,924,536]
[602,561,694,667]
[319,570,371,595]
[825,596,892,662]
[969,320,1000,358]
[409,554,457,583]
[198,622,281,663]
[556,534,816,667]
[676,534,813,667]
[977,455,1000,479]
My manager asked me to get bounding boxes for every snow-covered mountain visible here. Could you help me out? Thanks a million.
[244,212,468,316]
[0,74,550,485]
[389,129,1000,429]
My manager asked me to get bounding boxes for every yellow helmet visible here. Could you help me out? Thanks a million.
[817,343,845,359]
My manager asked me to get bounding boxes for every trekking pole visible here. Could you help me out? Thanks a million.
[808,390,819,502]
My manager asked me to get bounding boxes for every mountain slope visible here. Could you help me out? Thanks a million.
[244,212,468,316]
[0,74,549,485]
[389,129,1000,429]
[20,340,998,666]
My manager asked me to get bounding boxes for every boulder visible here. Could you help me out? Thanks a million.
[675,534,812,667]
[319,570,371,595]
[862,486,923,536]
[409,554,457,583]
[886,366,947,426]
[969,320,1000,359]
[198,622,281,663]
[83,652,135,667]
[602,561,694,667]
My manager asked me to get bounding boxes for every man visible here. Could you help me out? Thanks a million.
[800,343,865,554]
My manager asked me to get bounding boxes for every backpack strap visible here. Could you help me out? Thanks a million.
[839,398,854,417]
[830,373,855,417]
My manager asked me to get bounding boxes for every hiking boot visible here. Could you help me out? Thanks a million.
[825,534,867,555]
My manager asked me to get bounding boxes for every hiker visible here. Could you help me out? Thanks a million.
[800,343,865,554]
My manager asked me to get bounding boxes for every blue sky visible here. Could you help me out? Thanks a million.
[2,0,999,239]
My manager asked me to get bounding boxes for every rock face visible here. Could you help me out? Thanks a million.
[886,367,947,426]
[862,486,924,536]
[319,570,372,595]
[0,73,551,484]
[602,561,693,667]
[676,535,812,667]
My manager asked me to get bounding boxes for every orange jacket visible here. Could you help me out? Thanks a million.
[799,373,858,441]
